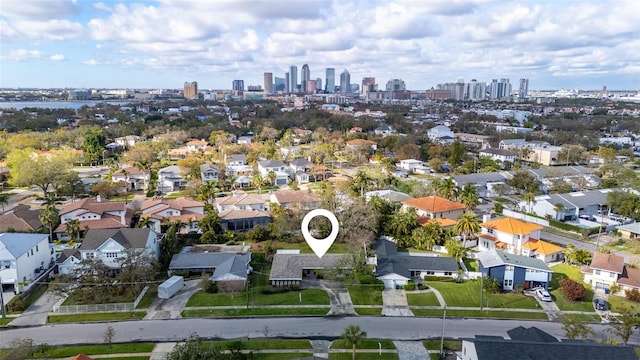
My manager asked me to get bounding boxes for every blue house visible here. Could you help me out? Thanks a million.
[476,250,552,291]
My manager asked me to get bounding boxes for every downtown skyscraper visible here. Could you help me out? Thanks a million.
[325,68,335,93]
[301,64,310,94]
[289,65,298,93]
[340,69,350,93]
[264,72,273,94]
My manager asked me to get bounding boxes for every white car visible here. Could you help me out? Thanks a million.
[536,288,552,302]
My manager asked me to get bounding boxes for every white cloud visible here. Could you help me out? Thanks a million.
[0,0,79,20]
[2,49,46,61]
[83,59,99,66]
[49,54,65,61]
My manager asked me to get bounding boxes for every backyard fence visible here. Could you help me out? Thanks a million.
[52,285,149,313]
[503,210,550,226]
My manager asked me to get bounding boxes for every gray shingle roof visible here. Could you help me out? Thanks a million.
[507,326,558,343]
[373,239,398,257]
[540,189,611,209]
[0,233,49,258]
[477,250,551,272]
[453,172,509,186]
[468,337,637,360]
[169,252,251,280]
[269,254,349,281]
[376,256,459,278]
[79,228,152,250]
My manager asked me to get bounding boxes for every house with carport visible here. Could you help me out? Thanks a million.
[477,250,552,291]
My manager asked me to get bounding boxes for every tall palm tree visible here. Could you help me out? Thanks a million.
[252,173,264,194]
[352,170,372,197]
[137,216,153,229]
[523,191,536,213]
[39,204,60,241]
[454,212,481,244]
[66,219,81,243]
[411,225,436,251]
[342,325,367,360]
[436,177,458,200]
[267,170,277,187]
[387,209,419,247]
[445,237,466,262]
[459,183,480,210]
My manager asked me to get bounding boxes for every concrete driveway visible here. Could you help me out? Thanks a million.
[382,289,414,317]
[529,290,560,320]
[8,292,63,327]
[144,280,200,320]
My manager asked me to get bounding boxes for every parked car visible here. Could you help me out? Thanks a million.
[536,288,552,302]
[595,299,607,311]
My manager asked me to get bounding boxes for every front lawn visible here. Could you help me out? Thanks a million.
[406,292,440,307]
[423,339,462,351]
[253,353,313,360]
[353,307,381,316]
[328,353,398,360]
[549,263,595,312]
[426,281,538,309]
[347,286,383,305]
[204,339,312,350]
[43,343,155,357]
[412,309,548,320]
[6,284,48,313]
[463,258,478,271]
[186,288,329,307]
[0,317,14,326]
[608,295,640,314]
[47,311,146,323]
[271,240,358,254]
[135,285,158,308]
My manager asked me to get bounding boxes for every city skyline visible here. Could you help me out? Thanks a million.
[1,0,639,90]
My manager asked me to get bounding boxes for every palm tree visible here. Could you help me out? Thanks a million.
[523,191,536,213]
[554,202,565,221]
[39,204,60,241]
[352,170,372,197]
[267,170,277,187]
[459,183,480,210]
[436,177,458,200]
[137,216,153,229]
[342,325,367,360]
[411,225,436,251]
[66,219,81,242]
[0,193,8,213]
[454,212,480,245]
[387,209,420,247]
[252,173,264,194]
[445,237,466,262]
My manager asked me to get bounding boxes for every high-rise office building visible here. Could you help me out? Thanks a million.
[289,65,298,93]
[285,72,290,93]
[518,78,529,99]
[307,80,317,94]
[362,77,376,94]
[490,79,511,99]
[264,72,273,94]
[301,64,310,94]
[385,79,406,91]
[183,81,198,99]
[325,68,335,93]
[340,69,350,94]
[275,77,285,92]
[232,80,244,91]
[315,78,322,92]
[466,79,486,100]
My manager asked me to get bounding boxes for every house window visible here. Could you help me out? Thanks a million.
[86,252,95,259]
[30,249,33,256]
[610,272,616,278]
[105,252,119,258]
[504,279,513,287]
[444,272,452,276]
[2,260,10,269]
[166,211,173,216]
[487,229,494,234]
[426,271,435,275]
[35,245,39,252]
[595,270,601,275]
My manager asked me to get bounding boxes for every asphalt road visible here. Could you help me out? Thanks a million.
[0,317,619,347]
[540,231,596,252]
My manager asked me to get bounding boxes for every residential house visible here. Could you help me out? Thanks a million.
[237,133,253,144]
[0,205,43,233]
[460,326,637,360]
[374,124,396,137]
[616,222,640,240]
[0,160,9,181]
[114,135,146,148]
[225,154,253,177]
[269,251,349,287]
[289,158,312,184]
[57,228,159,276]
[453,172,513,198]
[478,148,517,168]
[581,252,624,292]
[522,189,611,221]
[169,246,251,292]
[158,165,188,193]
[215,191,270,232]
[257,160,290,186]
[0,233,52,293]
[270,190,320,210]
[454,133,491,148]
[139,197,206,234]
[280,146,302,159]
[401,196,466,221]
[200,163,219,183]
[373,239,458,289]
[500,140,562,166]
[345,139,377,153]
[524,166,600,193]
[111,167,150,191]
[56,197,130,240]
[186,139,208,153]
[398,159,431,174]
[365,189,413,204]
[477,250,552,290]
[427,125,454,143]
[478,217,541,254]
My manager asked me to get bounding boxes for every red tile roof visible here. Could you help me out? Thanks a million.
[402,196,465,213]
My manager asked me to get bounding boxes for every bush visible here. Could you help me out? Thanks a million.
[260,285,300,294]
[625,288,640,302]
[423,276,455,282]
[560,278,586,301]
[417,284,428,290]
[404,281,416,291]
[483,277,501,294]
[357,274,379,285]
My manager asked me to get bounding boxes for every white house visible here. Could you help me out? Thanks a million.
[478,217,542,254]
[186,139,209,152]
[57,228,159,276]
[114,135,146,148]
[215,191,270,232]
[427,125,454,143]
[200,163,219,183]
[257,160,290,186]
[478,148,517,168]
[399,159,430,173]
[0,233,52,293]
[111,167,150,191]
[158,165,188,193]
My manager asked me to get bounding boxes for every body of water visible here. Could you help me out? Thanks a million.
[0,101,130,110]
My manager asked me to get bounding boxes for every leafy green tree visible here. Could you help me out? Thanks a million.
[506,171,538,194]
[459,183,480,210]
[435,177,458,200]
[454,212,480,244]
[387,209,419,247]
[607,312,639,345]
[82,128,106,165]
[560,315,595,340]
[448,141,467,167]
[445,237,465,262]
[165,334,224,360]
[6,148,75,197]
[252,173,264,194]
[411,225,436,251]
[342,325,367,360]
[523,191,536,213]
[352,170,373,196]
[65,219,81,242]
[52,171,84,199]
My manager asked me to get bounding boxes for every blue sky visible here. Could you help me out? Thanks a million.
[1,0,639,90]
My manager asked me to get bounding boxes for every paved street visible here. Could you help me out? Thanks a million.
[0,317,619,347]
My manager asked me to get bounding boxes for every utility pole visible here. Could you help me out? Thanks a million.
[440,306,447,359]
[0,275,5,319]
[480,275,484,311]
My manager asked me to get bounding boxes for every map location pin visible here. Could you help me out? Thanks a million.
[301,209,339,258]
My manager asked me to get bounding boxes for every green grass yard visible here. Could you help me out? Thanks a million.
[406,292,441,307]
[549,263,595,312]
[463,258,479,271]
[181,308,328,317]
[47,311,146,323]
[607,295,640,314]
[423,339,462,351]
[426,281,539,309]
[412,309,548,320]
[204,339,312,350]
[41,343,154,358]
[330,339,395,349]
[271,240,358,254]
[347,285,383,305]
[253,353,313,360]
[353,307,382,316]
[186,288,329,307]
[328,353,398,360]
